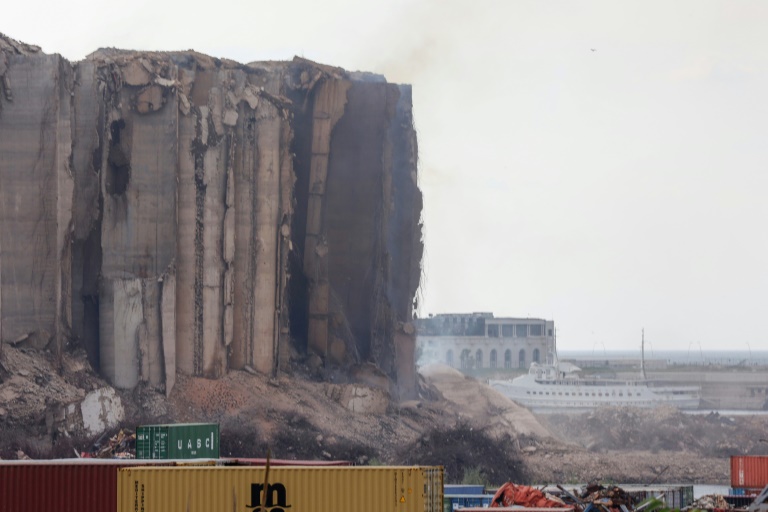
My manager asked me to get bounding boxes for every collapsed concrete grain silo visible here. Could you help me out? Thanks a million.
[0,33,423,399]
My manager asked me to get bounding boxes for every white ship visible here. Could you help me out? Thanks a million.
[488,331,701,410]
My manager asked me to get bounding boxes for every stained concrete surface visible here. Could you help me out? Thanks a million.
[0,33,423,399]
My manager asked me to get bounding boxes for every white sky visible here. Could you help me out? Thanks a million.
[5,0,768,351]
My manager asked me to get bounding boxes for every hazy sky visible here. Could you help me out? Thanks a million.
[5,1,767,351]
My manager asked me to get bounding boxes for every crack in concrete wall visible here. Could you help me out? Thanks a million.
[0,34,423,400]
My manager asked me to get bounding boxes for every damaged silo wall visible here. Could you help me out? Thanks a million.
[0,38,73,354]
[0,33,423,399]
[97,61,178,389]
[299,77,423,397]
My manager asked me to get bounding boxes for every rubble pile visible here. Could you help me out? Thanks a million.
[542,406,768,457]
[80,429,136,459]
[0,347,85,428]
[0,345,747,487]
[398,423,528,485]
[0,345,121,457]
[578,484,636,511]
[686,494,732,511]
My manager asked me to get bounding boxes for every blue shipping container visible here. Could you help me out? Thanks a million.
[444,485,485,495]
[444,493,494,510]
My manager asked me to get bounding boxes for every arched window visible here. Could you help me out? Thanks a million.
[490,349,498,369]
[519,349,526,368]
[475,349,483,369]
[504,349,512,369]
[460,349,472,369]
[533,348,540,363]
[446,350,454,367]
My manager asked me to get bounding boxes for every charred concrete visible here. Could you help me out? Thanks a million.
[0,34,423,400]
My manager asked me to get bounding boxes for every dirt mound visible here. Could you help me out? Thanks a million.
[165,369,425,461]
[399,423,528,485]
[541,406,768,457]
[218,411,377,463]
[418,364,555,438]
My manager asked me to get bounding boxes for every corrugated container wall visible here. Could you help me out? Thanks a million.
[0,462,118,512]
[0,460,207,512]
[731,456,768,489]
[444,493,494,510]
[118,465,443,512]
[136,423,219,459]
[729,487,764,497]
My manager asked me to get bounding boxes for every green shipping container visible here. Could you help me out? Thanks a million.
[136,423,219,459]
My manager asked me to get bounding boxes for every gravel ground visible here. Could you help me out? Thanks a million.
[522,448,729,485]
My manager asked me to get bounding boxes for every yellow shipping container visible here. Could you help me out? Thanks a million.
[118,465,443,512]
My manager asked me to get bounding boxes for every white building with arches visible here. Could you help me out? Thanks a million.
[415,313,555,370]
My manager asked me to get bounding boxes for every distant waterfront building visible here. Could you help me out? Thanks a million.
[414,313,555,370]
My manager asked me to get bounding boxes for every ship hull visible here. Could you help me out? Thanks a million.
[489,375,701,410]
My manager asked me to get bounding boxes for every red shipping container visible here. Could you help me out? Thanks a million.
[0,458,351,511]
[0,459,185,512]
[731,456,768,489]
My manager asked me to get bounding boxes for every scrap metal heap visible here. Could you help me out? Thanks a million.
[575,484,636,512]
[0,33,423,398]
[488,483,636,512]
[80,429,136,459]
[490,482,569,509]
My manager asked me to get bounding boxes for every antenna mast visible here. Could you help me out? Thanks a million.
[641,328,647,380]
[552,327,558,365]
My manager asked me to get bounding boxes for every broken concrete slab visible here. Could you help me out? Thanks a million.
[80,386,125,435]
[161,273,176,396]
[99,278,143,389]
[121,59,151,86]
[341,385,389,414]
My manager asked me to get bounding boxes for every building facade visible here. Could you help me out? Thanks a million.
[415,313,555,370]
